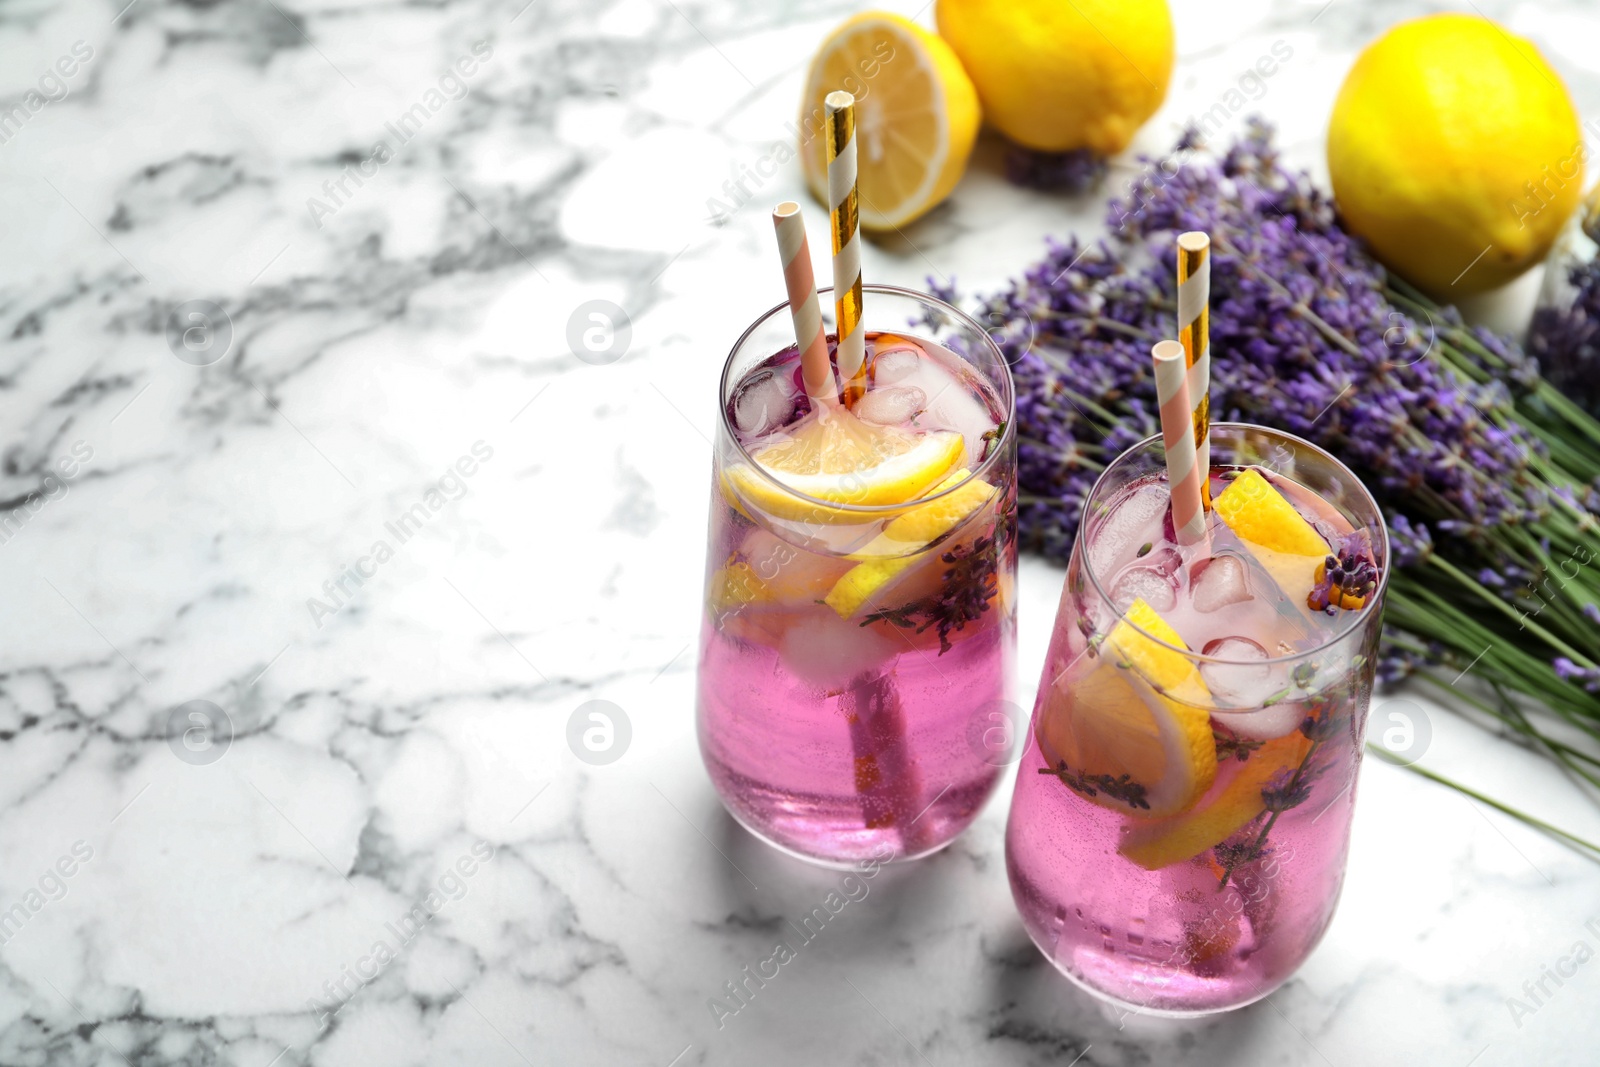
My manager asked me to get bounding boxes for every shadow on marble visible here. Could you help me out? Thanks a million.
[706,799,1279,1064]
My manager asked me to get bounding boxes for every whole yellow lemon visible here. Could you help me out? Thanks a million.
[1327,13,1584,296]
[935,0,1174,155]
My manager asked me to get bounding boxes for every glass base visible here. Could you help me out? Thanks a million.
[716,792,962,870]
[1032,934,1285,1018]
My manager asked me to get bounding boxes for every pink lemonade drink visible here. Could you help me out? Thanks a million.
[698,285,1017,866]
[1006,424,1388,1014]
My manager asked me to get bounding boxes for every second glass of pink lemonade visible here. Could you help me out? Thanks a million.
[698,285,1017,867]
[1006,423,1387,1014]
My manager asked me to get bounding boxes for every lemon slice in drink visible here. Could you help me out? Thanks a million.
[706,530,853,647]
[708,560,769,611]
[1212,468,1331,613]
[1037,598,1216,818]
[1118,731,1314,870]
[823,468,995,618]
[706,560,795,647]
[1213,468,1330,555]
[724,408,965,524]
[801,12,980,230]
[708,550,848,613]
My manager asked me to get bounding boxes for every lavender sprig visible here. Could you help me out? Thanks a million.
[1004,145,1108,193]
[1529,258,1600,419]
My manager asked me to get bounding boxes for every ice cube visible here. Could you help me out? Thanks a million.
[1191,554,1252,613]
[1212,701,1305,740]
[1110,565,1177,612]
[1202,635,1268,664]
[855,385,927,427]
[1088,482,1170,579]
[732,369,797,437]
[1199,636,1282,713]
[871,344,923,383]
[778,614,897,691]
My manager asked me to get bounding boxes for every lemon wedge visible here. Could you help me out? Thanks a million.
[1213,468,1329,555]
[724,408,965,525]
[706,561,795,647]
[1213,468,1331,612]
[708,560,769,612]
[706,530,853,647]
[822,469,996,618]
[1037,598,1216,818]
[1118,731,1314,870]
[801,12,980,230]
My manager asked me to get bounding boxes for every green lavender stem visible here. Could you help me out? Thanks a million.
[1412,670,1600,792]
[1427,554,1598,669]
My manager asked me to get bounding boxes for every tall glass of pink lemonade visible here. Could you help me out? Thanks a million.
[697,284,1017,867]
[1005,423,1388,1014]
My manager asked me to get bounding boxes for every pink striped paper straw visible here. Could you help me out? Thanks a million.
[825,91,866,408]
[772,201,837,406]
[1177,232,1212,510]
[1152,339,1207,545]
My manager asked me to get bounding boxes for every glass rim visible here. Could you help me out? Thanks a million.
[717,282,1017,518]
[1075,421,1391,667]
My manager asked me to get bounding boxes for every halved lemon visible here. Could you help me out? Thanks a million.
[1213,468,1331,613]
[1118,731,1314,871]
[723,407,965,525]
[801,12,980,230]
[1037,598,1216,818]
[823,468,996,618]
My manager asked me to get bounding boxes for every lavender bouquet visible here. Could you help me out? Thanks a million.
[958,124,1600,853]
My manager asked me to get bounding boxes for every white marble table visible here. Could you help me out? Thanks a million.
[1,0,1598,1063]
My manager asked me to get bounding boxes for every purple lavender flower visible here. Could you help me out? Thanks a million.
[1308,532,1378,614]
[973,123,1545,559]
[1529,259,1600,418]
[1376,644,1430,686]
[1004,145,1108,193]
[1387,515,1433,567]
[1554,657,1600,694]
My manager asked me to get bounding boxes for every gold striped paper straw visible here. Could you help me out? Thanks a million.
[825,90,866,408]
[1177,231,1212,509]
[1152,340,1207,545]
[771,202,837,406]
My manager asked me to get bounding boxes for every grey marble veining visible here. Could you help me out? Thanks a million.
[0,0,1597,1064]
